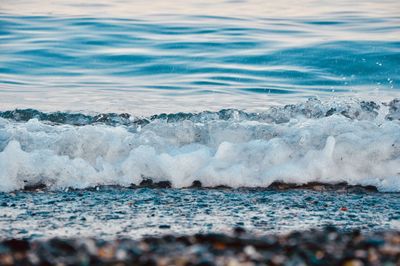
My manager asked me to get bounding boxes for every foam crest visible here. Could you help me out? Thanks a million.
[0,98,399,192]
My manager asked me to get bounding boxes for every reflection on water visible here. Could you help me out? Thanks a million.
[0,0,399,114]
[2,0,400,19]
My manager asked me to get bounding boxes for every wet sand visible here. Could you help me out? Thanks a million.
[0,186,399,239]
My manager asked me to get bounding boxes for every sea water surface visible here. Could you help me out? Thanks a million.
[0,0,400,238]
[1,0,399,113]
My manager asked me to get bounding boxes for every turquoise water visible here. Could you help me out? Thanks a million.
[0,0,399,114]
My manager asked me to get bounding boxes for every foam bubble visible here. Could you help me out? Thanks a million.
[0,98,399,192]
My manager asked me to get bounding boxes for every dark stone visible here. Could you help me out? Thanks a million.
[48,238,77,254]
[155,181,172,188]
[138,179,171,188]
[23,183,47,191]
[191,180,203,188]
[0,229,399,265]
[140,179,154,187]
[3,239,30,251]
[362,185,378,192]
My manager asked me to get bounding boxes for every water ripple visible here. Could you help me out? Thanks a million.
[0,0,399,113]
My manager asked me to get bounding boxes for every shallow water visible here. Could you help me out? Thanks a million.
[0,188,399,239]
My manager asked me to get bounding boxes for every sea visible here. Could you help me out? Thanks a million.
[0,0,399,239]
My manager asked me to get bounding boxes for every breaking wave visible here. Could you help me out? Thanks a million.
[1,98,400,192]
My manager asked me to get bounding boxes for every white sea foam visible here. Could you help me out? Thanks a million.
[0,98,399,192]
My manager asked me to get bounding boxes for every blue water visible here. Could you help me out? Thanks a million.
[0,0,399,114]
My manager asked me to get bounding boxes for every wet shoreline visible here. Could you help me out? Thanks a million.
[1,186,398,240]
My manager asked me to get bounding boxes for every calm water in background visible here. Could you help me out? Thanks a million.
[1,0,399,114]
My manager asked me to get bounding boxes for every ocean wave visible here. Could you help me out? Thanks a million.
[0,98,400,192]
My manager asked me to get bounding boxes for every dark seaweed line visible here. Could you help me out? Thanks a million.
[20,179,380,193]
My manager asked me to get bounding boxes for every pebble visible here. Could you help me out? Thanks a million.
[1,227,398,265]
